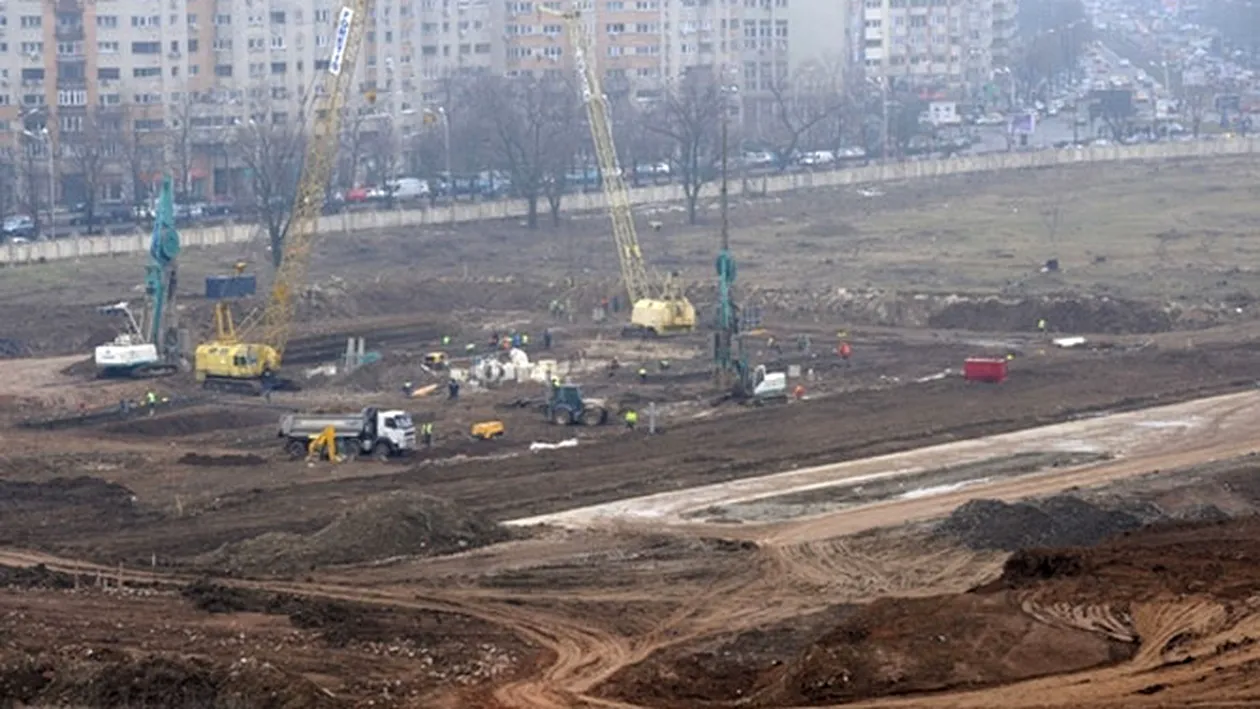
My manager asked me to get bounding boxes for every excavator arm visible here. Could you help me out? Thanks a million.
[259,0,370,360]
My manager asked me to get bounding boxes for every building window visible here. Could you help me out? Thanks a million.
[132,41,161,54]
[271,35,285,48]
[215,64,233,76]
[99,93,121,106]
[187,13,198,26]
[269,11,286,23]
[215,13,231,25]
[19,42,42,55]
[131,15,160,27]
[97,15,118,28]
[19,16,40,28]
[133,67,161,77]
[56,90,87,107]
[314,9,330,22]
[98,41,120,53]
[98,67,120,80]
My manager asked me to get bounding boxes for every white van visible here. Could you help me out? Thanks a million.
[385,177,431,202]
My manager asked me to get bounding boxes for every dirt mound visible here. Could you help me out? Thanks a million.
[602,594,1132,708]
[202,492,511,574]
[0,563,76,589]
[765,593,1133,706]
[936,496,1142,551]
[0,477,146,547]
[982,516,1260,601]
[927,296,1175,334]
[0,654,337,709]
[106,408,276,437]
[177,452,267,467]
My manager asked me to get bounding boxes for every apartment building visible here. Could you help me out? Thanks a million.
[0,0,855,208]
[859,0,1016,94]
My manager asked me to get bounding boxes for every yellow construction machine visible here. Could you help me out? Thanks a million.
[193,2,370,393]
[543,6,696,337]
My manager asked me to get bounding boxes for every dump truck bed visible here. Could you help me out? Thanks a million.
[279,413,367,438]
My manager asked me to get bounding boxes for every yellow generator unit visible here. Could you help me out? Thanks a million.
[194,341,284,395]
[628,298,697,337]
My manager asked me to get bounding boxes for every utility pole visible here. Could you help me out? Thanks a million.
[714,76,741,391]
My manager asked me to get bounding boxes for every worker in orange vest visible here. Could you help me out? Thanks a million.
[838,341,852,367]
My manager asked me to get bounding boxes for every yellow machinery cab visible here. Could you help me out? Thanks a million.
[630,297,697,335]
[424,351,448,369]
[470,420,505,439]
[194,342,281,382]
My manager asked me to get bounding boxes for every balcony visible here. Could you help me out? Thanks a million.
[55,24,84,41]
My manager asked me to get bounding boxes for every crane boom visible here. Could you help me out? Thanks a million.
[259,0,369,358]
[546,8,652,305]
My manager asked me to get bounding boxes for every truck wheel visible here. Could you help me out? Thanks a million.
[580,408,604,426]
[285,439,306,459]
[552,409,570,426]
[374,443,392,461]
[339,439,360,460]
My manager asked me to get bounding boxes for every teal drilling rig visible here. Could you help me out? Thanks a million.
[93,176,184,378]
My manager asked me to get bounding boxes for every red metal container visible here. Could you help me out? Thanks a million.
[963,358,1007,383]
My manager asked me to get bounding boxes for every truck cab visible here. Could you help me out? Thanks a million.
[370,408,416,455]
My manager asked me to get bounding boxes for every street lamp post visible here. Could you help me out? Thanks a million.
[422,106,453,219]
[438,106,451,222]
[22,127,53,240]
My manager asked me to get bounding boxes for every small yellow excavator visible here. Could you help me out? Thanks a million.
[306,425,342,463]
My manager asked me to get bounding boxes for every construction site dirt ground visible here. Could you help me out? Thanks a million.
[7,156,1260,707]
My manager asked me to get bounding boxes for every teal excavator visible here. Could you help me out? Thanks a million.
[93,176,185,378]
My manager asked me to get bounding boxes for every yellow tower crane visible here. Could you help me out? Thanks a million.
[541,6,696,337]
[194,0,370,394]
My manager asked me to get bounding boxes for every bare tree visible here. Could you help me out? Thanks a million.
[233,117,307,267]
[166,96,198,200]
[609,94,670,187]
[764,61,849,169]
[62,109,122,233]
[120,108,164,206]
[0,152,17,223]
[649,68,726,224]
[336,97,377,191]
[466,73,581,228]
[1181,84,1212,137]
[16,133,50,235]
[363,119,404,205]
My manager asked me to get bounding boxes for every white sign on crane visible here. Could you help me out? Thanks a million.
[328,7,354,75]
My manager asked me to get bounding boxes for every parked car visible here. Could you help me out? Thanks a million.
[70,203,134,230]
[797,150,836,167]
[2,215,36,240]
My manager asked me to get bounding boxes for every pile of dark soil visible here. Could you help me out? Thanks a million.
[200,491,511,575]
[177,453,267,467]
[106,408,275,437]
[980,517,1260,601]
[0,477,145,546]
[927,295,1175,334]
[0,564,76,589]
[936,495,1143,551]
[0,654,337,709]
